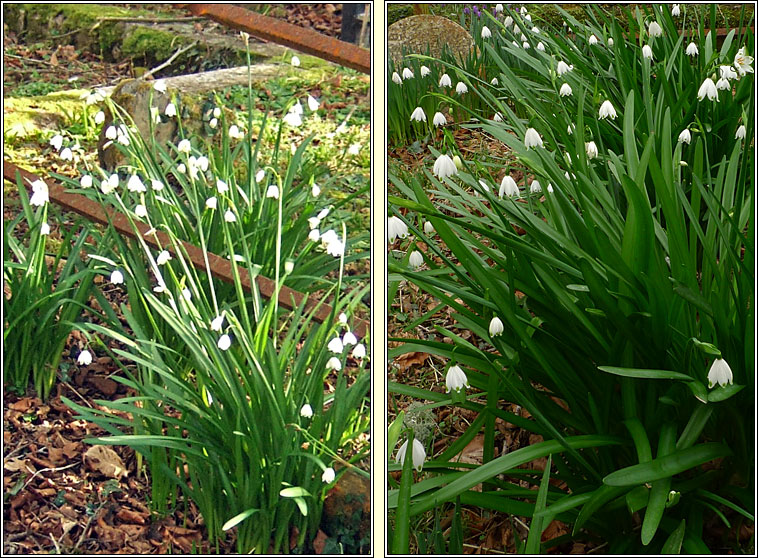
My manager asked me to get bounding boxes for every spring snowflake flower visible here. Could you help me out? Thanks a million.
[423,221,435,235]
[308,229,320,242]
[504,15,513,28]
[156,250,172,265]
[523,41,530,49]
[481,26,492,39]
[446,364,469,393]
[556,60,572,76]
[720,65,738,80]
[214,179,228,194]
[491,77,499,85]
[307,94,320,111]
[205,197,217,210]
[493,112,503,122]
[420,65,431,77]
[77,350,93,366]
[224,210,236,223]
[685,42,698,56]
[266,185,280,199]
[339,312,348,325]
[110,269,124,285]
[402,67,414,79]
[163,102,177,118]
[177,139,192,154]
[608,37,614,47]
[283,111,302,127]
[127,174,146,193]
[432,112,447,126]
[433,154,458,179]
[392,71,402,85]
[60,147,73,161]
[101,173,118,194]
[135,204,148,218]
[536,42,545,51]
[396,438,426,472]
[49,134,64,151]
[348,143,361,155]
[698,78,719,101]
[439,73,452,87]
[671,4,681,16]
[648,21,663,38]
[29,179,49,206]
[310,183,320,197]
[589,34,598,45]
[326,356,342,371]
[352,343,366,359]
[321,467,336,483]
[678,129,692,144]
[291,55,300,67]
[40,222,50,235]
[586,141,599,159]
[524,127,543,149]
[559,83,573,97]
[735,125,746,140]
[83,88,106,105]
[325,237,344,257]
[153,79,167,93]
[499,175,519,198]
[78,174,92,189]
[707,358,733,388]
[328,337,344,354]
[218,334,232,351]
[456,82,468,95]
[211,315,224,332]
[105,126,117,140]
[599,100,617,120]
[530,179,542,193]
[408,250,424,269]
[733,47,754,76]
[208,117,218,129]
[300,404,313,418]
[716,78,731,90]
[388,215,409,243]
[489,317,504,336]
[410,107,426,122]
[343,331,358,346]
[642,45,653,60]
[496,3,503,12]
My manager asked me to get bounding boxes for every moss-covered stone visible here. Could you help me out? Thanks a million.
[3,90,85,139]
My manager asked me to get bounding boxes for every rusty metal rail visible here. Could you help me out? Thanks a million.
[174,4,370,74]
[3,161,368,339]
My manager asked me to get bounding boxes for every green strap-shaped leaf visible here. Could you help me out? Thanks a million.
[598,366,694,381]
[661,519,686,554]
[603,443,731,486]
[641,422,677,545]
[526,455,553,554]
[222,508,260,531]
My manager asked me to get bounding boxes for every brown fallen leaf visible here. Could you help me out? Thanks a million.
[394,351,429,372]
[116,508,147,525]
[83,445,127,479]
[4,457,34,473]
[312,529,328,554]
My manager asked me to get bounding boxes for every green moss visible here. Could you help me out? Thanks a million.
[121,27,185,64]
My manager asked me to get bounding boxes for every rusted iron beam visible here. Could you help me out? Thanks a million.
[173,3,370,74]
[4,161,368,339]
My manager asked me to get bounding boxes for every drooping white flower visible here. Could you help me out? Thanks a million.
[181,288,192,301]
[530,179,542,193]
[433,154,458,179]
[127,174,146,193]
[291,55,301,67]
[504,15,513,28]
[307,94,320,111]
[325,237,345,257]
[101,173,119,194]
[402,67,414,79]
[559,83,572,97]
[105,125,117,140]
[77,350,93,365]
[491,77,499,86]
[205,197,217,210]
[707,358,733,388]
[110,269,124,284]
[499,175,519,198]
[218,334,232,351]
[445,364,469,393]
[492,112,503,122]
[716,77,731,91]
[720,65,739,80]
[423,221,435,235]
[342,331,358,346]
[283,111,302,127]
[456,82,468,95]
[586,141,599,159]
[210,314,224,332]
[495,3,503,13]
[481,26,492,39]
[532,26,541,34]
[489,317,504,336]
[396,438,426,472]
[642,44,653,60]
[392,71,402,85]
[164,103,177,117]
[524,127,543,149]
[40,222,50,235]
[153,79,167,93]
[685,42,699,56]
[50,134,64,151]
[735,125,746,140]
[439,73,452,87]
[59,147,73,161]
[308,229,320,242]
[148,179,163,191]
[266,185,280,199]
[671,4,681,16]
[388,215,409,243]
[524,13,532,21]
[79,175,93,189]
[598,100,617,120]
[678,129,692,144]
[300,403,313,418]
[328,337,344,354]
[321,467,335,483]
[608,37,614,47]
[156,250,172,265]
[408,250,424,269]
[432,112,447,126]
[536,42,545,51]
[420,65,431,77]
[589,34,598,45]
[410,107,426,122]
[523,41,530,49]
[224,210,236,223]
[352,343,366,359]
[556,60,572,76]
[338,312,348,325]
[135,204,148,218]
[326,356,342,371]
[733,47,754,76]
[648,21,663,38]
[29,179,49,206]
[697,78,719,101]
[177,139,192,154]
[348,143,361,156]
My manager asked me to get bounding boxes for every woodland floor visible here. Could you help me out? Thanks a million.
[3,4,370,555]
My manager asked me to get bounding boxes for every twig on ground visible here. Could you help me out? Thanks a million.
[73,500,107,553]
[142,40,199,80]
[22,462,79,491]
[94,16,206,24]
[4,53,56,67]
